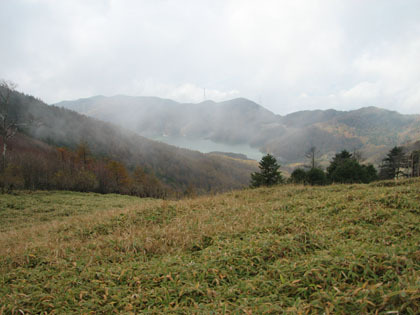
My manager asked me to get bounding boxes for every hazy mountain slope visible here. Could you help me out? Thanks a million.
[8,91,257,193]
[318,107,419,145]
[57,96,420,166]
[262,126,364,162]
[405,139,420,152]
[275,106,420,164]
[57,96,281,146]
[279,109,341,127]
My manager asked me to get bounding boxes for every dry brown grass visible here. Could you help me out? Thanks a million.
[1,181,419,313]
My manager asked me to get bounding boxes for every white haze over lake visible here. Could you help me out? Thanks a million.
[1,0,420,115]
[154,135,264,161]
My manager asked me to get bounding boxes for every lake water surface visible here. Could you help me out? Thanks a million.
[153,136,264,160]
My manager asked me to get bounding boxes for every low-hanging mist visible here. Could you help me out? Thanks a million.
[57,95,420,168]
[5,88,258,195]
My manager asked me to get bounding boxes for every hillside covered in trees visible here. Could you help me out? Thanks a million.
[2,83,419,196]
[0,85,257,196]
[58,95,420,167]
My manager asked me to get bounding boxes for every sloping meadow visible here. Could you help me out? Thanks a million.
[0,180,419,313]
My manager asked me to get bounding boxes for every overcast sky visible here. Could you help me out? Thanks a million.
[1,0,420,115]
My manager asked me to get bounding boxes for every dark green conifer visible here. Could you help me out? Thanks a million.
[250,154,283,187]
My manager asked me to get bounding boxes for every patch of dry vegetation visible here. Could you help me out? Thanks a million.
[0,180,419,313]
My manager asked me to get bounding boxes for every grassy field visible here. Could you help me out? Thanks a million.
[0,180,419,314]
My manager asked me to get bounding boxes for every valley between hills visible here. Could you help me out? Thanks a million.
[2,1,420,313]
[0,86,419,313]
[3,82,420,194]
[57,95,420,171]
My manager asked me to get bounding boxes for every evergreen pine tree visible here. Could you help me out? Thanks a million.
[327,150,377,183]
[379,146,406,179]
[250,154,283,187]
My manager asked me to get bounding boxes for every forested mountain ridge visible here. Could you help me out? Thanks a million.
[4,89,257,194]
[58,96,420,166]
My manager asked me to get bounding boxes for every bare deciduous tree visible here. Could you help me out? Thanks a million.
[0,80,19,172]
[305,146,319,169]
[0,80,37,191]
[352,149,364,163]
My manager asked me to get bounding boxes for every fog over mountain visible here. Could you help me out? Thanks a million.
[57,96,420,167]
[3,88,258,194]
[2,0,420,178]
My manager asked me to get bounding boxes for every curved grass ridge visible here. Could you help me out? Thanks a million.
[0,180,419,313]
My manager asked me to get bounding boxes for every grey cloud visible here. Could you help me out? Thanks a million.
[1,0,420,114]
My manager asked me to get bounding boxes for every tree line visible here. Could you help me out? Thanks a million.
[0,80,163,197]
[0,138,167,197]
[290,150,378,185]
[378,146,420,179]
[251,144,420,187]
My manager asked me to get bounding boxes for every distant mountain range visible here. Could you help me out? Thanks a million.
[57,96,420,167]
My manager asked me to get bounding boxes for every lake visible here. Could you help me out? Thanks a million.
[153,136,264,160]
